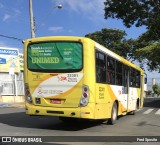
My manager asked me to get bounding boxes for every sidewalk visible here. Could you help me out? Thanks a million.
[0,102,25,108]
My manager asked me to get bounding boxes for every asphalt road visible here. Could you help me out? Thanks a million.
[0,98,160,145]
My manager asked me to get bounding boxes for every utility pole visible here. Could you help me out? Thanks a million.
[29,0,62,38]
[29,0,35,38]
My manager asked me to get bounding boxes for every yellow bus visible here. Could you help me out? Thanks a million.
[24,36,144,124]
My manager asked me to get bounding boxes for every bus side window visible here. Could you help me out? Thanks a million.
[96,51,100,82]
[123,65,129,94]
[130,68,136,87]
[115,61,122,86]
[96,67,101,82]
[107,56,115,84]
[136,70,140,87]
[106,71,111,83]
[130,68,140,88]
[96,51,106,83]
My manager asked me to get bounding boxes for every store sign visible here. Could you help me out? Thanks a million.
[0,48,20,73]
[0,57,6,64]
[0,49,18,55]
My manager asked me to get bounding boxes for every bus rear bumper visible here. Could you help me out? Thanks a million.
[25,103,95,119]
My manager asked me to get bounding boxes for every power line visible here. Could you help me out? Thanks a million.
[0,34,23,42]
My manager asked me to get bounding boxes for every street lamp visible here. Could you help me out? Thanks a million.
[29,0,62,38]
[57,4,62,9]
[34,4,62,33]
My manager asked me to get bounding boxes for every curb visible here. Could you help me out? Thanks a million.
[0,103,25,108]
[0,104,9,107]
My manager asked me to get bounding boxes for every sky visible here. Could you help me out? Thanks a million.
[0,0,159,86]
[0,0,147,53]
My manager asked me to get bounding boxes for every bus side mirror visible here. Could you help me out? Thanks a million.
[144,78,147,84]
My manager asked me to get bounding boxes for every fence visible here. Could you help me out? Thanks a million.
[0,72,24,96]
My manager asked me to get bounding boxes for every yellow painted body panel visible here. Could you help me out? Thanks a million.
[24,36,144,120]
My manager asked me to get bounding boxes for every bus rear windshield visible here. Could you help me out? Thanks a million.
[27,41,83,72]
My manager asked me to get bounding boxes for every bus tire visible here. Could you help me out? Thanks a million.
[109,102,118,125]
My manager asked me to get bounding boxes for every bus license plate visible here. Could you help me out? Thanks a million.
[50,99,61,104]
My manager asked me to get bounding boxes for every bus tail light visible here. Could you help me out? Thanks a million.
[79,85,89,107]
[25,83,33,104]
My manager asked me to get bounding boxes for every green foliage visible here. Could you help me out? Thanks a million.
[137,43,160,63]
[104,0,160,71]
[104,0,160,30]
[85,28,137,61]
[136,32,160,70]
[152,84,160,96]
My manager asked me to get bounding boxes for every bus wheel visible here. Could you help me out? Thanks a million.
[109,102,118,125]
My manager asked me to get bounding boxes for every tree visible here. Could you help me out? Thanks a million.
[152,84,160,96]
[85,28,137,61]
[136,40,160,70]
[134,27,160,70]
[104,0,160,30]
[104,0,160,70]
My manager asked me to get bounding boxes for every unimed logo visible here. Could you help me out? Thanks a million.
[2,137,11,142]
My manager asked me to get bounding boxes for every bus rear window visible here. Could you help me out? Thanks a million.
[27,42,82,72]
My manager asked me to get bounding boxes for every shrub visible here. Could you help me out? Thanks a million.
[152,84,160,96]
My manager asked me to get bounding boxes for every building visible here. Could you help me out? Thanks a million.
[0,47,24,103]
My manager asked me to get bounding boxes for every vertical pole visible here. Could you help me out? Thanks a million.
[152,78,156,97]
[29,0,35,38]
[0,83,2,103]
[14,74,18,97]
[11,74,16,103]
